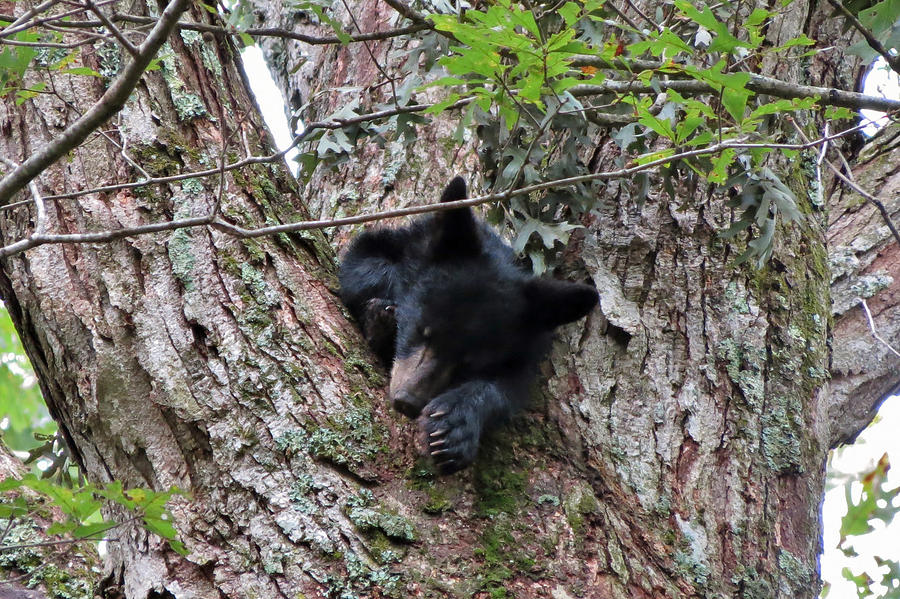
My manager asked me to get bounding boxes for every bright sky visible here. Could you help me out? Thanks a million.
[240,46,299,171]
[239,44,900,598]
[821,395,900,598]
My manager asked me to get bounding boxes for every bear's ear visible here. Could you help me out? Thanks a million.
[523,279,599,329]
[430,176,481,260]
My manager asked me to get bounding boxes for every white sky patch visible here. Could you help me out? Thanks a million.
[239,46,299,174]
[860,58,900,136]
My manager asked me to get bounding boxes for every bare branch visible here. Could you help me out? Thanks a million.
[12,13,433,45]
[339,0,400,107]
[5,86,876,210]
[570,77,900,113]
[380,0,428,24]
[0,157,47,236]
[0,130,862,260]
[0,0,117,39]
[0,0,63,38]
[789,119,900,247]
[0,35,98,48]
[0,0,191,207]
[859,298,900,358]
[0,215,213,260]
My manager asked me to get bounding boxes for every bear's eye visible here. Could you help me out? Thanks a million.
[421,326,433,339]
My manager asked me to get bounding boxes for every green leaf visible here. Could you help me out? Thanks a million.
[558,2,581,26]
[307,5,351,44]
[839,453,900,544]
[709,148,736,183]
[72,521,117,539]
[859,0,900,35]
[721,87,750,122]
[423,93,462,114]
[675,114,704,143]
[638,113,675,140]
[143,514,179,540]
[60,67,101,77]
[675,0,748,52]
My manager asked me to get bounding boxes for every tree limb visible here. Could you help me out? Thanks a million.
[0,130,864,259]
[0,13,433,45]
[570,76,900,112]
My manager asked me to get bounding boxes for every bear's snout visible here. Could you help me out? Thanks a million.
[392,392,424,418]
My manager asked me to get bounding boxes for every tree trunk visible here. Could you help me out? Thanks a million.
[0,1,897,598]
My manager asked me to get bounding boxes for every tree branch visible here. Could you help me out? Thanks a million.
[0,13,433,45]
[570,76,900,112]
[0,0,190,206]
[858,298,900,358]
[0,131,863,259]
[789,119,900,247]
[83,0,139,58]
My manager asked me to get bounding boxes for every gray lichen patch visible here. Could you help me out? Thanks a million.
[0,517,97,598]
[158,42,209,121]
[275,398,389,479]
[716,338,766,411]
[849,272,894,298]
[345,490,416,543]
[674,514,711,589]
[168,228,196,292]
[761,394,804,474]
[776,548,813,596]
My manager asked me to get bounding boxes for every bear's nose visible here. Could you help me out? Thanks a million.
[392,393,423,418]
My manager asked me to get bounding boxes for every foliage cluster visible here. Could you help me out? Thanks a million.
[0,474,187,556]
[286,0,900,268]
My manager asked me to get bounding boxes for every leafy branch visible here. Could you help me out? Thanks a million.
[0,474,188,556]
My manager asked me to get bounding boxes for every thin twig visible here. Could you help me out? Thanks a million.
[789,119,900,247]
[0,36,97,48]
[0,157,47,236]
[0,0,62,38]
[1,96,865,212]
[0,0,117,39]
[622,0,663,33]
[3,97,474,208]
[380,0,427,24]
[815,122,829,208]
[859,298,900,358]
[0,131,865,260]
[339,0,399,108]
[212,98,230,217]
[0,535,118,551]
[604,1,643,33]
[0,516,16,546]
[23,14,435,44]
[569,77,900,112]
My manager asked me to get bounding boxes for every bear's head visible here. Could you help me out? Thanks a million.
[388,178,599,417]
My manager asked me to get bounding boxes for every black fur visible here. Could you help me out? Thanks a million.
[339,177,598,473]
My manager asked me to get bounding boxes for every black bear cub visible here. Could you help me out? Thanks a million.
[339,177,598,473]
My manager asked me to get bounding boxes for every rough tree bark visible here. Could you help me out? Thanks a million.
[0,1,897,599]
